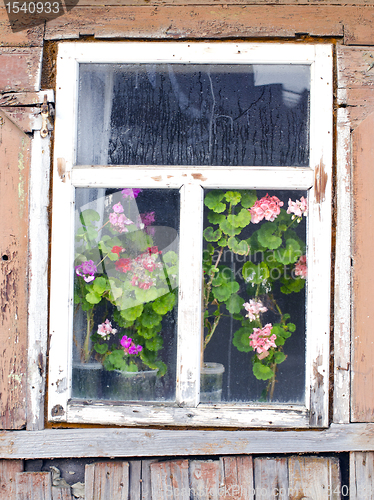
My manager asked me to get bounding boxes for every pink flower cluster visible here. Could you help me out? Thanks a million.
[120,335,143,355]
[249,194,284,224]
[243,299,268,322]
[122,188,142,199]
[75,260,97,283]
[249,323,277,358]
[97,319,117,339]
[287,196,308,220]
[294,255,307,279]
[109,202,134,233]
[115,247,162,290]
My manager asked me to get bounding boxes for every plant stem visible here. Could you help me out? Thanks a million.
[266,362,277,402]
[83,309,93,363]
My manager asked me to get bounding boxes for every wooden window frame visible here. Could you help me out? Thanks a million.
[48,42,332,428]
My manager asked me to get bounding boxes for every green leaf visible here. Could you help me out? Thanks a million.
[224,191,241,205]
[94,342,108,355]
[242,261,269,285]
[219,218,242,237]
[207,212,225,225]
[163,251,178,265]
[152,292,176,315]
[234,208,251,228]
[280,277,306,294]
[80,209,100,224]
[225,293,244,314]
[228,236,250,256]
[212,281,239,302]
[240,190,257,209]
[135,287,159,303]
[275,238,301,265]
[93,277,107,295]
[85,291,101,304]
[288,322,296,332]
[85,227,98,241]
[233,327,252,352]
[257,223,282,250]
[204,191,226,213]
[203,227,222,242]
[121,304,144,321]
[145,336,163,352]
[274,351,286,364]
[140,308,163,328]
[253,362,274,380]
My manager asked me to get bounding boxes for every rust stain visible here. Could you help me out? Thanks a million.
[191,173,207,181]
[314,160,328,205]
[313,355,324,389]
[57,157,66,182]
[151,175,162,181]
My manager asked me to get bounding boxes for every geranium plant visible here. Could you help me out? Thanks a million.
[73,188,178,377]
[202,189,307,401]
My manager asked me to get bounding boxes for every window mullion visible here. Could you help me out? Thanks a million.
[176,183,204,407]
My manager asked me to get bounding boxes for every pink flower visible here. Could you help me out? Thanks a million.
[97,319,117,339]
[112,202,124,213]
[120,335,143,355]
[75,260,97,283]
[243,299,268,322]
[294,255,307,279]
[109,212,133,233]
[249,194,284,224]
[287,196,308,220]
[122,188,142,199]
[249,323,277,354]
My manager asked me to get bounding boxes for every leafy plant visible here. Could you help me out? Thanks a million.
[203,190,307,400]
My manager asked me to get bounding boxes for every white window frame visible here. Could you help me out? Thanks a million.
[48,42,332,428]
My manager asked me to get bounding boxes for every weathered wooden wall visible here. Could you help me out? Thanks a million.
[1,0,374,495]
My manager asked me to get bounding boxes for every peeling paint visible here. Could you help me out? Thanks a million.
[191,173,207,181]
[314,160,328,205]
[17,138,26,218]
[57,157,66,182]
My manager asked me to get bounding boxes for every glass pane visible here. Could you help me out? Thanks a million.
[72,188,179,402]
[77,64,310,167]
[202,189,307,403]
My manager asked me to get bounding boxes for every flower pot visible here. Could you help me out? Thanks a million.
[72,363,103,399]
[200,362,225,402]
[102,369,158,401]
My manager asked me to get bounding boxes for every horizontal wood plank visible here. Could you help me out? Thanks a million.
[0,424,372,459]
[0,9,44,47]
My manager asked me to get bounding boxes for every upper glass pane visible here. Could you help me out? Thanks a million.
[77,63,310,167]
[72,188,179,402]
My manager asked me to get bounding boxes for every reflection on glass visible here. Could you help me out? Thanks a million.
[77,63,310,167]
[72,188,179,402]
[202,189,307,403]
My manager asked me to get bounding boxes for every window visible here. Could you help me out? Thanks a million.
[49,42,332,428]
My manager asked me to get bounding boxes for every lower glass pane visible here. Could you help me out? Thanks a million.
[202,189,307,404]
[72,188,179,402]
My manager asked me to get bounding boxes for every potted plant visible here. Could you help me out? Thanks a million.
[202,189,307,402]
[73,188,178,400]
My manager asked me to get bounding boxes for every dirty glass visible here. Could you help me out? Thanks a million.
[72,188,179,402]
[201,188,307,403]
[77,64,310,167]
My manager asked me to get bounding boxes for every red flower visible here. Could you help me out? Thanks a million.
[112,246,124,256]
[147,246,160,255]
[115,258,132,273]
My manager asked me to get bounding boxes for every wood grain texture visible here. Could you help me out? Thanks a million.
[288,456,340,499]
[1,424,374,459]
[352,112,374,422]
[85,462,129,500]
[0,8,44,47]
[0,110,30,430]
[350,452,374,500]
[140,460,157,500]
[0,460,23,500]
[333,106,351,424]
[151,460,189,499]
[129,461,141,500]
[51,487,72,500]
[189,460,220,499]
[15,472,52,500]
[0,47,42,92]
[254,458,288,499]
[220,456,254,499]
